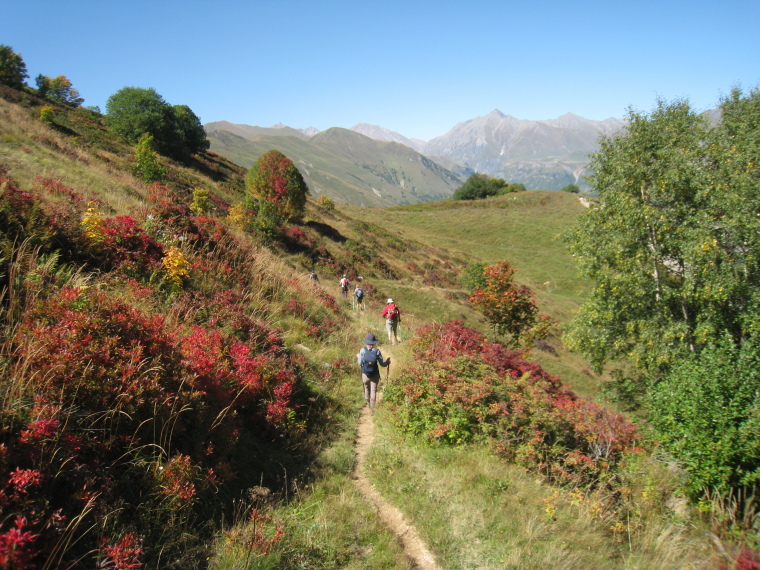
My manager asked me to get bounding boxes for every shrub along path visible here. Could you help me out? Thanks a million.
[352,343,441,570]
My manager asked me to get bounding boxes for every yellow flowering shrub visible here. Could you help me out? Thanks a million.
[81,201,105,243]
[226,203,253,229]
[162,246,189,288]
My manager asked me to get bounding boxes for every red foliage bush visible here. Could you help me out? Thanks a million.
[87,215,165,273]
[468,261,548,347]
[385,320,639,486]
[101,532,143,569]
[1,284,304,565]
[282,226,312,249]
[33,176,86,206]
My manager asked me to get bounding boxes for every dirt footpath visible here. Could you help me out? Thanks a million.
[353,404,441,570]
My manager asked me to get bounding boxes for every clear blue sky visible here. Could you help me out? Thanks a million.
[3,0,759,141]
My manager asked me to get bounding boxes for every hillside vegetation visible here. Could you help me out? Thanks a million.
[206,125,463,208]
[0,77,757,570]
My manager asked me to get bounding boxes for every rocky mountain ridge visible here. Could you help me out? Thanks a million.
[206,110,626,200]
[205,126,463,207]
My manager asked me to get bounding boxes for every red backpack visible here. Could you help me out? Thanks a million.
[387,304,399,320]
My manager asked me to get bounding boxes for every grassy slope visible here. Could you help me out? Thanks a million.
[340,192,606,399]
[0,89,723,568]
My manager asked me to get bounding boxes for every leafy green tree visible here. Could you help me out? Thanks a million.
[39,105,55,125]
[105,87,209,159]
[566,94,760,390]
[173,104,210,154]
[503,182,525,193]
[0,44,28,89]
[461,261,487,293]
[316,194,335,212]
[245,150,309,222]
[648,335,760,495]
[453,173,515,200]
[561,183,580,194]
[106,87,177,152]
[190,188,211,215]
[565,90,760,496]
[35,74,84,105]
[564,100,713,387]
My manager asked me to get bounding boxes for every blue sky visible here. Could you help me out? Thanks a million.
[3,0,759,141]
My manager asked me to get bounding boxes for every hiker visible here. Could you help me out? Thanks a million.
[382,298,401,345]
[308,270,319,282]
[357,332,390,410]
[353,284,365,310]
[339,275,350,299]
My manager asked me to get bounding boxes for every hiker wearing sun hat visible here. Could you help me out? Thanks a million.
[382,298,401,345]
[356,332,390,410]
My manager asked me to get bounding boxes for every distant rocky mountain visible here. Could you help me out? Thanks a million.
[350,123,426,153]
[421,110,625,191]
[205,110,627,204]
[347,111,625,191]
[205,123,463,207]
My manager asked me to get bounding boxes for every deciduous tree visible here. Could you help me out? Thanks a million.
[245,150,309,223]
[35,74,84,105]
[173,104,210,154]
[468,260,548,347]
[0,45,28,90]
[564,99,713,386]
[134,133,165,183]
[453,173,517,200]
[105,87,209,159]
[565,90,760,493]
[648,334,760,495]
[565,94,760,387]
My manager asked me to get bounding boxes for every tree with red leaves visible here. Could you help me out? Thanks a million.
[246,150,309,223]
[468,260,550,348]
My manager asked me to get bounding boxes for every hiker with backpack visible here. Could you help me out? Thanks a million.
[353,284,365,310]
[339,275,350,299]
[382,298,401,345]
[356,332,390,410]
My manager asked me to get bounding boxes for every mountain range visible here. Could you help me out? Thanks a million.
[205,110,625,207]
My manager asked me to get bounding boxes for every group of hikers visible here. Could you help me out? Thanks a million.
[338,274,370,312]
[308,269,402,410]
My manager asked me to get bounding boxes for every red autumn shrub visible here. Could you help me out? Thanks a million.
[282,226,312,249]
[101,532,143,569]
[33,176,86,206]
[1,284,305,565]
[85,215,165,274]
[384,320,639,486]
[0,516,39,569]
[0,176,53,248]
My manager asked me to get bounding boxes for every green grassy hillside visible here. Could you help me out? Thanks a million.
[206,125,464,208]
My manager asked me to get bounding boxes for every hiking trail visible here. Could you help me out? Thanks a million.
[351,340,441,570]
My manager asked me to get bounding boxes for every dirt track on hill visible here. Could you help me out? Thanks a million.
[352,355,441,570]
